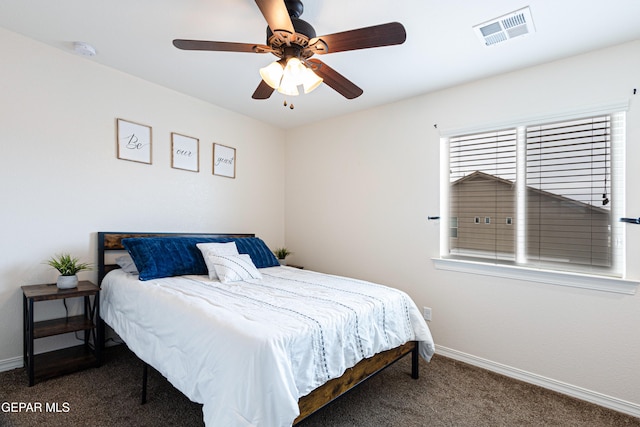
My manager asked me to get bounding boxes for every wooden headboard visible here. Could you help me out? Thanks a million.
[97,231,255,285]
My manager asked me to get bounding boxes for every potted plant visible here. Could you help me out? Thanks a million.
[273,247,292,266]
[46,253,92,289]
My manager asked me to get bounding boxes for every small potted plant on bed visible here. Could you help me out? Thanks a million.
[273,247,292,266]
[46,253,92,289]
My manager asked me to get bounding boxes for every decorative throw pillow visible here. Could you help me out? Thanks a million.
[210,254,262,284]
[115,255,139,274]
[122,237,211,281]
[232,237,280,268]
[196,242,239,280]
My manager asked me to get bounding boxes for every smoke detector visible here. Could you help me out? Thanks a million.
[473,6,535,47]
[73,41,97,56]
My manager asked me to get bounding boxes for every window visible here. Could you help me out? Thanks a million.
[443,112,625,277]
[450,217,458,238]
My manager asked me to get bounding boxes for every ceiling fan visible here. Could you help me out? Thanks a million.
[172,0,406,100]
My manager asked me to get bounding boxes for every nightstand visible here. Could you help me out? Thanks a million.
[22,281,102,386]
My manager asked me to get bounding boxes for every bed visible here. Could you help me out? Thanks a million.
[97,231,435,426]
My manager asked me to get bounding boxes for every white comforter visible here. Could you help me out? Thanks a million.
[101,266,435,427]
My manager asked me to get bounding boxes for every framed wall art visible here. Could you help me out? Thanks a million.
[116,118,152,164]
[171,132,199,172]
[213,143,236,178]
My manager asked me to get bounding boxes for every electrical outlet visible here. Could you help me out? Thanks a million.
[423,306,432,321]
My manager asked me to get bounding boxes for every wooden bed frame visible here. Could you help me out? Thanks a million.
[97,231,419,425]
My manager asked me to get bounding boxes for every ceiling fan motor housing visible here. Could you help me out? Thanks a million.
[266,17,316,43]
[264,0,314,54]
[266,17,316,59]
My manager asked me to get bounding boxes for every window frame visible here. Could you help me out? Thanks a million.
[434,101,638,295]
[450,216,459,238]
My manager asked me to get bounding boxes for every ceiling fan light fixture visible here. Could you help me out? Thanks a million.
[259,60,285,89]
[283,57,305,79]
[264,56,322,96]
[277,77,300,96]
[301,67,323,94]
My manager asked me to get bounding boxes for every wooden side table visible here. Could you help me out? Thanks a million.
[22,281,102,386]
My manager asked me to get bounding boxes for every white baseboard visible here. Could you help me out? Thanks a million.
[0,356,23,373]
[435,345,640,419]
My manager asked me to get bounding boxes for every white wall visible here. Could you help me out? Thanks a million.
[284,40,640,413]
[0,28,285,363]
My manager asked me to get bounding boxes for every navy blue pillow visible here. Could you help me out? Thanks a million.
[122,236,279,281]
[233,238,280,269]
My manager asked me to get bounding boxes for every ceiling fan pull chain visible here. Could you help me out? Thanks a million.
[283,99,294,109]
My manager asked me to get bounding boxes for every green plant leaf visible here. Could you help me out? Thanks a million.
[273,247,292,259]
[46,253,92,276]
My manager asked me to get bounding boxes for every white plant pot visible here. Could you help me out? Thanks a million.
[279,259,287,266]
[57,274,78,289]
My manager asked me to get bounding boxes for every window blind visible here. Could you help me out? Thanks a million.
[445,112,624,276]
[526,116,611,268]
[449,129,517,261]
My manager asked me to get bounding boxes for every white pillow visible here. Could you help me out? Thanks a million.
[116,255,139,274]
[210,254,262,284]
[197,242,240,280]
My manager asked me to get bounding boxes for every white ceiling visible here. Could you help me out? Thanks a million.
[1,0,639,129]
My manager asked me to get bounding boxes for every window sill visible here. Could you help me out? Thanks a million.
[432,258,638,295]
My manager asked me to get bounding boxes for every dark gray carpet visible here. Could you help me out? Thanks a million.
[1,345,638,426]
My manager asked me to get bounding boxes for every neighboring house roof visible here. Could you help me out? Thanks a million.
[451,171,610,215]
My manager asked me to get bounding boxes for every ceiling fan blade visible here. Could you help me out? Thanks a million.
[173,39,270,53]
[309,22,406,54]
[307,59,363,99]
[252,80,275,99]
[255,0,295,34]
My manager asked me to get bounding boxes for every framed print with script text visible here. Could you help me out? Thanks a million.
[116,118,152,164]
[171,132,199,172]
[213,143,236,178]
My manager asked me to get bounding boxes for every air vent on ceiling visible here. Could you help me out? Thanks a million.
[473,6,535,47]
